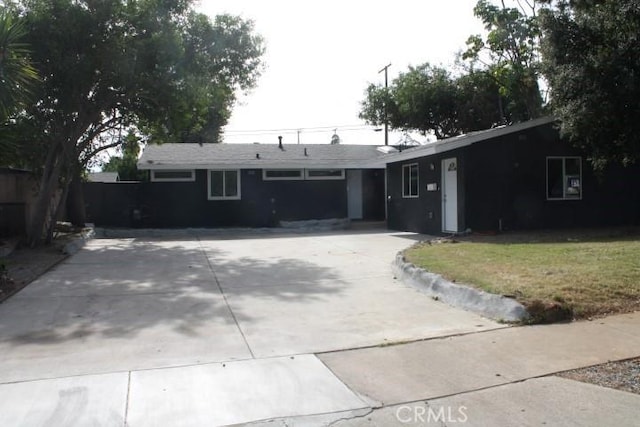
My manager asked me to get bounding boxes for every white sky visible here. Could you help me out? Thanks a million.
[197,0,486,146]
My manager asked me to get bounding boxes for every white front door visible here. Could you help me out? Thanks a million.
[347,170,363,219]
[442,158,458,232]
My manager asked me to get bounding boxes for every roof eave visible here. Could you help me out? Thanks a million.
[384,116,557,164]
[137,161,386,170]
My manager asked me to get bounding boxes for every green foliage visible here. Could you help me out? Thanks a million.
[0,5,39,164]
[101,131,146,181]
[392,65,459,138]
[540,0,640,168]
[3,0,264,245]
[13,0,264,154]
[463,0,544,121]
[360,1,545,139]
[359,84,391,130]
[455,70,504,131]
[0,8,39,123]
[359,64,506,139]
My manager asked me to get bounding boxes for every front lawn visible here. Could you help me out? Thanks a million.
[404,228,640,321]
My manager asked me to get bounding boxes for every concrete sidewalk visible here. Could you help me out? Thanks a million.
[1,312,638,426]
[249,311,640,426]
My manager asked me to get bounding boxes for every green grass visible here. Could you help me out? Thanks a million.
[404,230,640,320]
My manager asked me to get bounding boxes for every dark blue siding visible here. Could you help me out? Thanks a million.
[84,168,385,228]
[387,123,640,234]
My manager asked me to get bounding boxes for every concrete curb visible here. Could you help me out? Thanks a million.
[61,227,95,255]
[392,253,529,322]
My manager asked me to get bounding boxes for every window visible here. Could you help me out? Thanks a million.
[262,169,303,180]
[547,157,582,200]
[151,170,195,182]
[208,170,240,200]
[305,169,345,180]
[402,163,419,198]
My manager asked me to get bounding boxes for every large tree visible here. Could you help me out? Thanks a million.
[540,0,640,168]
[463,0,544,122]
[359,64,505,139]
[360,1,545,140]
[7,0,264,246]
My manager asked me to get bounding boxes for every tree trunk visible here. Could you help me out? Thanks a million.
[45,177,71,245]
[26,144,63,247]
[66,171,86,227]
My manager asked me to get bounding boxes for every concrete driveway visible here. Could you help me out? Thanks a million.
[0,229,503,425]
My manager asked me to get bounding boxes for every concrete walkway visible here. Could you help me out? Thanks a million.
[0,230,639,426]
[245,312,640,426]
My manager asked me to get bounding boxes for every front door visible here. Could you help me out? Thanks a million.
[347,170,363,219]
[442,158,458,232]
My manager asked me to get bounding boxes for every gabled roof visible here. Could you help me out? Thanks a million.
[138,143,389,170]
[383,116,557,164]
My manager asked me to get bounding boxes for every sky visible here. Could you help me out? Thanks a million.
[197,0,486,146]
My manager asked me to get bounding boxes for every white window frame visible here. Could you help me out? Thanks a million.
[402,163,419,198]
[546,156,582,201]
[151,169,195,182]
[304,169,345,180]
[262,169,304,181]
[207,169,241,200]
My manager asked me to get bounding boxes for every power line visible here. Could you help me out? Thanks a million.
[223,124,379,137]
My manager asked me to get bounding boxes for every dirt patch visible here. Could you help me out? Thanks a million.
[0,244,68,303]
[0,224,89,303]
[557,358,640,395]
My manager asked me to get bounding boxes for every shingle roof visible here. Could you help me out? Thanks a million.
[137,118,556,170]
[138,143,389,170]
[383,116,557,164]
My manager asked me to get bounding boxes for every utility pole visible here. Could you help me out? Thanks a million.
[378,63,391,145]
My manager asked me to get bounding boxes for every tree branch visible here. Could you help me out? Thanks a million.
[81,142,123,166]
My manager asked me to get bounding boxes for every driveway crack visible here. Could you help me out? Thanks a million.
[197,237,255,359]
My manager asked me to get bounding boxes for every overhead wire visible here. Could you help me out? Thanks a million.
[222,124,380,137]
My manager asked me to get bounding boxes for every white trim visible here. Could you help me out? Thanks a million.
[207,169,241,200]
[442,158,459,233]
[402,163,419,198]
[305,169,345,180]
[546,156,582,201]
[150,169,195,182]
[262,169,304,181]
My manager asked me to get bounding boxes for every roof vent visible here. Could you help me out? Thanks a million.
[256,153,260,159]
[330,129,341,145]
[304,148,308,156]
[377,146,398,154]
[278,135,283,150]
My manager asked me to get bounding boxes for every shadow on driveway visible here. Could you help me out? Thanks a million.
[0,236,345,346]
